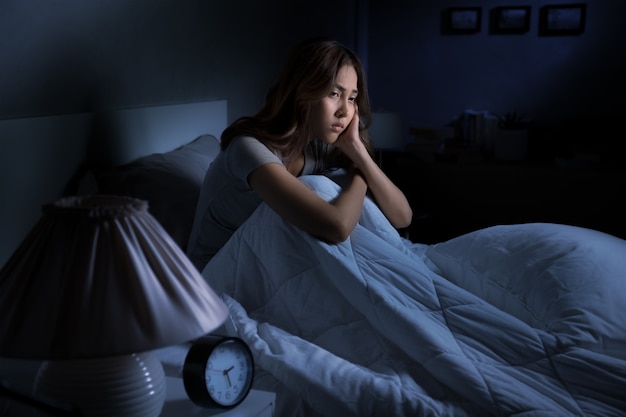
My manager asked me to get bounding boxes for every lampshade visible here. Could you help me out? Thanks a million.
[0,195,229,416]
[369,111,404,151]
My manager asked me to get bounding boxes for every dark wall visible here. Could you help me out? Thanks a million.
[366,0,626,242]
[367,0,626,147]
[0,0,363,122]
[9,0,622,146]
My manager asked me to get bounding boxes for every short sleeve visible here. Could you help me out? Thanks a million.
[226,136,283,184]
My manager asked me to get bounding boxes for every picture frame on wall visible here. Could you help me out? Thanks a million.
[490,6,531,34]
[442,7,482,34]
[539,4,587,36]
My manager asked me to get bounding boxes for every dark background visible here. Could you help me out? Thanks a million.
[3,1,623,135]
[1,0,625,264]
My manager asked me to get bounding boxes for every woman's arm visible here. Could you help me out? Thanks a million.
[249,163,368,243]
[335,114,413,229]
[248,112,411,242]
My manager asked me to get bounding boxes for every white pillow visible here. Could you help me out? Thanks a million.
[96,134,220,250]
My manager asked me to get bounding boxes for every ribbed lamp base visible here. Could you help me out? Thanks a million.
[33,351,166,417]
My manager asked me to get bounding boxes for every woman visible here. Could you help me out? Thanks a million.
[187,37,412,271]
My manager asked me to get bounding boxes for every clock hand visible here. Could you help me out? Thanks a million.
[223,368,233,387]
[210,366,234,375]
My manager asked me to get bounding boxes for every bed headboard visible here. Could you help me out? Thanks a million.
[89,100,228,167]
[0,99,228,268]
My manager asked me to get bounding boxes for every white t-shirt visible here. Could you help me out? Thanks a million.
[187,136,334,271]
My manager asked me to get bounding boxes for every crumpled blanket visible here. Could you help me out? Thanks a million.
[202,174,626,417]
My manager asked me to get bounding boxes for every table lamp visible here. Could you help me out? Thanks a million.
[0,195,229,416]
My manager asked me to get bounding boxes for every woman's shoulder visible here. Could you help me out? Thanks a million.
[229,135,265,147]
[227,136,280,158]
[225,135,283,173]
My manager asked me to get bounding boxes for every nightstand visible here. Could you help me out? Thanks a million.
[160,376,275,417]
[380,150,626,243]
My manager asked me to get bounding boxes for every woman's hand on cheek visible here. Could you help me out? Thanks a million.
[336,111,366,164]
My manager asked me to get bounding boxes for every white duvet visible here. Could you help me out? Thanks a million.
[202,175,626,417]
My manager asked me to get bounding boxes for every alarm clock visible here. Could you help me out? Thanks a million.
[182,335,254,409]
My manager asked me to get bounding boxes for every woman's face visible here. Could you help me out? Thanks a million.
[312,64,358,144]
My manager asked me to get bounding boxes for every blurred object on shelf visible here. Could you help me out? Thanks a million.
[406,126,452,161]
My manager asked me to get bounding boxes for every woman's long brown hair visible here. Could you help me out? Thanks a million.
[221,37,373,166]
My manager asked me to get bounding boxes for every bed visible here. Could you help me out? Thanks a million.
[3,101,625,416]
[81,106,626,417]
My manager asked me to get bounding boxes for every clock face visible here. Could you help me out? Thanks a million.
[204,338,254,407]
